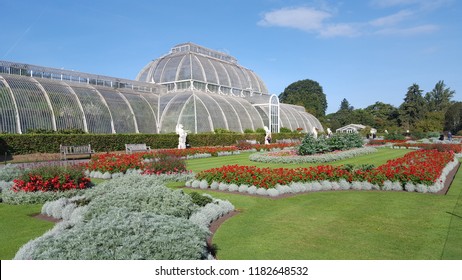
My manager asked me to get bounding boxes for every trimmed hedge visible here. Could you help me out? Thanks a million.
[0,132,304,155]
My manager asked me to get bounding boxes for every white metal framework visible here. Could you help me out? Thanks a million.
[0,43,324,134]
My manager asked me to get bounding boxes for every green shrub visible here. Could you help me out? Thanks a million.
[25,129,87,134]
[214,128,236,134]
[426,132,440,138]
[0,132,304,155]
[298,133,363,155]
[189,192,213,207]
[255,128,266,133]
[243,129,254,133]
[279,127,292,133]
[298,135,329,155]
[384,133,405,140]
[410,131,426,140]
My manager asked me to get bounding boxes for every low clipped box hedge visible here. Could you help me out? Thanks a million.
[0,132,304,155]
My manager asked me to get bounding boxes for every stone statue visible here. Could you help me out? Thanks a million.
[326,128,332,137]
[175,124,187,149]
[264,126,272,144]
[311,126,318,139]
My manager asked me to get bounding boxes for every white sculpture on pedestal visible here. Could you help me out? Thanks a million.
[264,126,272,144]
[311,126,318,139]
[326,128,332,137]
[175,124,187,149]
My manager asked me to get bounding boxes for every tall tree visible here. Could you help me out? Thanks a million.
[399,83,427,130]
[444,102,462,134]
[279,79,327,117]
[424,80,455,112]
[329,98,355,128]
[365,101,400,130]
[339,98,354,111]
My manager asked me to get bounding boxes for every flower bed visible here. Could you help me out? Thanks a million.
[13,164,92,193]
[249,147,377,163]
[367,139,407,146]
[392,143,462,153]
[194,150,457,194]
[84,146,242,176]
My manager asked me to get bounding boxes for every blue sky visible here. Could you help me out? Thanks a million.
[1,0,460,113]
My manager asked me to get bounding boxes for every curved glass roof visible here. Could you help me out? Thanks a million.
[1,43,325,135]
[137,43,268,95]
[0,73,160,134]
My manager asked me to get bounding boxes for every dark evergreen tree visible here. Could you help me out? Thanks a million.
[339,98,354,111]
[444,102,462,134]
[399,84,427,130]
[279,79,327,117]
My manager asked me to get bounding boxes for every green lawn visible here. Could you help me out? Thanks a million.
[1,148,461,260]
[186,148,410,172]
[184,148,462,259]
[0,204,54,259]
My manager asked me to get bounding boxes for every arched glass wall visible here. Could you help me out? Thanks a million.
[0,77,18,133]
[3,75,55,133]
[0,73,162,134]
[40,80,86,132]
[71,85,113,134]
[158,91,265,133]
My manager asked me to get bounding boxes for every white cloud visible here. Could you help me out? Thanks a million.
[369,9,414,27]
[258,7,331,32]
[258,2,446,38]
[319,23,361,38]
[258,7,359,37]
[375,24,440,36]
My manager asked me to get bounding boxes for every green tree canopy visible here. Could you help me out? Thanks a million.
[444,102,462,134]
[365,101,400,130]
[399,83,427,130]
[279,79,327,117]
[424,80,455,113]
[339,98,354,111]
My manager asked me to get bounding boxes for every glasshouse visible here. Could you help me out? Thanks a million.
[0,43,323,134]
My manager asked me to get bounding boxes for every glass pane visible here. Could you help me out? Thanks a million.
[120,90,157,133]
[71,85,113,134]
[98,88,136,133]
[0,78,18,133]
[40,80,86,131]
[194,93,227,131]
[3,76,54,133]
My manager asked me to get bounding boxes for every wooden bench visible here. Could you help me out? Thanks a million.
[60,144,95,160]
[125,143,151,154]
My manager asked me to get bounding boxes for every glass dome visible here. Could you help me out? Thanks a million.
[137,43,268,96]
